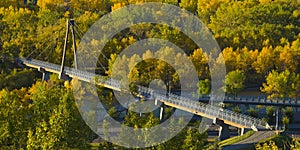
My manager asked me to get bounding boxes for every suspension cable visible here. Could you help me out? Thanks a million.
[74,23,110,62]
[74,29,108,73]
[73,27,109,73]
[36,40,54,60]
[26,20,65,59]
[26,34,54,59]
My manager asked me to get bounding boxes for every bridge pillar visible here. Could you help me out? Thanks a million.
[42,72,50,81]
[155,99,158,105]
[240,128,245,136]
[59,74,71,81]
[275,106,282,130]
[213,118,230,140]
[160,106,164,121]
[38,68,50,81]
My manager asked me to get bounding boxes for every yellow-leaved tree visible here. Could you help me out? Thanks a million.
[261,70,299,99]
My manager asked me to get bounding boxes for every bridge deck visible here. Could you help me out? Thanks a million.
[17,58,271,130]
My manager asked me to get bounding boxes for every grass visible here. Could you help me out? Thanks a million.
[257,133,293,149]
[90,143,101,150]
[258,133,278,143]
[218,130,255,147]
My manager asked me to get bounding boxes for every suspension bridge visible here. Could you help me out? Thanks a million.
[16,19,300,141]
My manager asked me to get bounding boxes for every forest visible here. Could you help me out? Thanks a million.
[0,0,300,149]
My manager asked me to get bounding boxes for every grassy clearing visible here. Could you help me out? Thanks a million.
[219,130,255,147]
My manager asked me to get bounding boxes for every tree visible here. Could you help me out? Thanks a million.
[223,70,245,95]
[277,40,300,72]
[0,79,97,149]
[283,107,294,121]
[155,47,177,93]
[27,81,95,149]
[37,9,60,27]
[252,46,278,75]
[0,69,36,90]
[156,118,188,149]
[266,106,275,124]
[233,105,241,113]
[197,0,228,25]
[247,107,258,118]
[261,70,299,99]
[0,89,30,149]
[111,2,127,11]
[71,0,109,13]
[162,0,178,5]
[282,116,290,130]
[37,0,64,10]
[209,0,300,50]
[182,127,208,150]
[221,47,238,72]
[291,138,300,149]
[198,79,211,96]
[0,6,37,74]
[179,0,197,14]
[190,48,209,79]
[256,140,279,150]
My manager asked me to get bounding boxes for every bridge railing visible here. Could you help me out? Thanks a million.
[67,67,122,89]
[199,94,300,106]
[137,86,269,129]
[19,58,61,71]
[165,95,268,129]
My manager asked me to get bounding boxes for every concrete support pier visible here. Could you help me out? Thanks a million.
[42,72,50,81]
[241,128,245,136]
[159,106,164,121]
[214,118,230,140]
[38,67,50,81]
